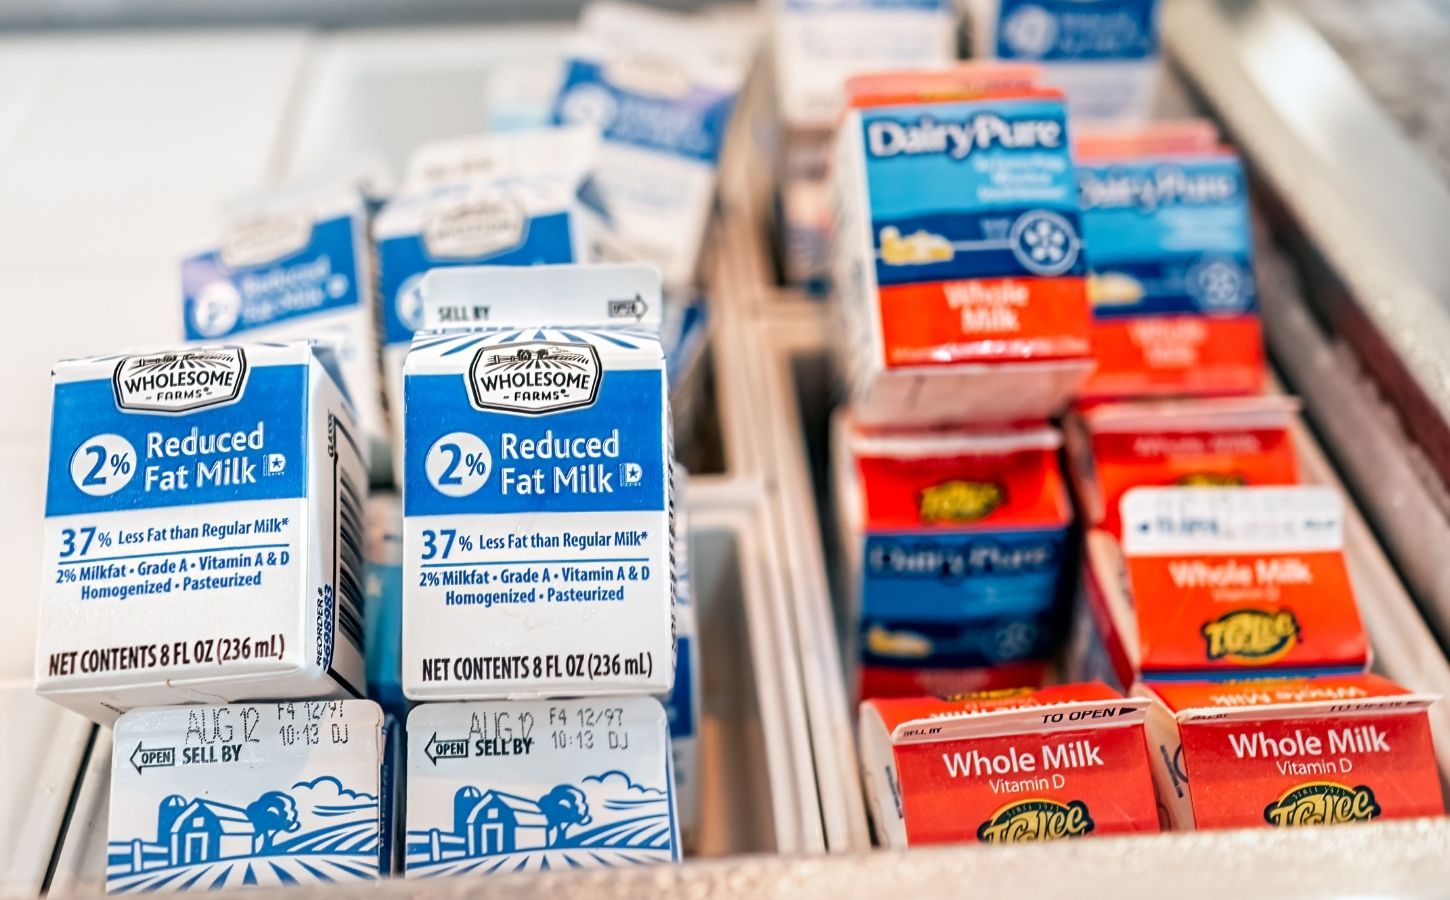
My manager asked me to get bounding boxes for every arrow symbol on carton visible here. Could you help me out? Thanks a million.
[424,733,470,766]
[607,294,648,321]
[129,742,177,775]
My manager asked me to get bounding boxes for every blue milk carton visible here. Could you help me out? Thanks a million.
[364,492,405,715]
[665,466,701,845]
[404,697,679,876]
[181,186,386,455]
[107,700,393,892]
[401,264,674,701]
[35,342,367,723]
[373,125,604,474]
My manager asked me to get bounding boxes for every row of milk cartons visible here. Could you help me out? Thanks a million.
[38,264,697,890]
[181,0,748,480]
[769,0,1164,288]
[824,65,1447,844]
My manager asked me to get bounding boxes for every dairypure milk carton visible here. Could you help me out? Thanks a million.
[859,684,1159,847]
[181,186,386,455]
[965,0,1161,125]
[37,343,367,723]
[1083,487,1370,687]
[404,697,679,875]
[1076,123,1264,400]
[107,700,393,892]
[832,69,1094,428]
[402,264,674,701]
[550,1,749,293]
[373,126,603,470]
[835,415,1073,699]
[1138,675,1444,830]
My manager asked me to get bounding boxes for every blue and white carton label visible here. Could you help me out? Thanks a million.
[551,1,749,292]
[364,492,404,715]
[405,697,679,876]
[108,700,390,893]
[665,466,700,844]
[967,0,1161,124]
[402,264,675,700]
[181,187,385,450]
[36,342,367,723]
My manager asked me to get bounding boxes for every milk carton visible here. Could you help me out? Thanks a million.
[402,264,674,700]
[404,697,679,875]
[1067,396,1300,537]
[373,126,603,468]
[364,492,404,715]
[550,2,749,293]
[1138,675,1444,830]
[666,467,701,844]
[835,415,1073,699]
[965,0,1162,125]
[1083,487,1370,686]
[37,343,367,723]
[107,700,393,892]
[859,684,1160,846]
[181,186,386,453]
[832,69,1094,428]
[1076,124,1263,399]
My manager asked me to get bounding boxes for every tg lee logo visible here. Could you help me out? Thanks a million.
[467,341,602,416]
[976,798,1095,844]
[1263,782,1380,827]
[918,480,1004,524]
[1201,608,1300,664]
[112,348,248,414]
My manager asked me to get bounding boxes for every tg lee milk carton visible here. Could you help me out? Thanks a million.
[405,697,679,875]
[1138,675,1445,830]
[832,69,1094,428]
[402,265,674,700]
[859,684,1160,846]
[108,700,394,892]
[37,343,367,723]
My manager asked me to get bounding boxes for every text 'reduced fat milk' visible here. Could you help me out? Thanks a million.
[1076,123,1264,400]
[551,1,749,294]
[965,0,1161,125]
[181,186,386,457]
[37,343,367,723]
[834,415,1073,700]
[859,684,1159,847]
[402,264,674,700]
[831,68,1094,428]
[107,700,393,893]
[1138,675,1444,830]
[405,697,679,876]
[373,125,604,471]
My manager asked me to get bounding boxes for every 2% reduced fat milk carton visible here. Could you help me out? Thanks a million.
[108,700,396,893]
[1137,675,1444,830]
[402,264,674,701]
[859,684,1160,847]
[831,67,1094,428]
[36,342,367,723]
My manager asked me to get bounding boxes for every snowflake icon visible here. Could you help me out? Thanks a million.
[1009,210,1080,276]
[1188,259,1250,313]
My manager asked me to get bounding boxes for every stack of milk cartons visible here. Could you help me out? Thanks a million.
[400,263,683,875]
[35,340,399,890]
[830,65,1093,700]
[768,0,959,290]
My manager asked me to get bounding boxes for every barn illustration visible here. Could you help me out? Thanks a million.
[166,798,259,865]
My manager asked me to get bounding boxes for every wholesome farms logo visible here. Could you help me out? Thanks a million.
[1201,609,1300,664]
[219,211,312,268]
[918,480,1004,524]
[423,197,527,259]
[467,342,601,415]
[977,798,1094,844]
[1263,782,1380,827]
[112,349,248,414]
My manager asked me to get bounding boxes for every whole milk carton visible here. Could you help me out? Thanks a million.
[832,67,1094,428]
[1138,675,1444,830]
[835,415,1074,698]
[36,343,367,723]
[107,700,395,892]
[405,697,679,875]
[402,264,674,700]
[859,684,1160,846]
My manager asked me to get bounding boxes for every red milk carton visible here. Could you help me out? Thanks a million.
[859,684,1160,847]
[1139,674,1445,830]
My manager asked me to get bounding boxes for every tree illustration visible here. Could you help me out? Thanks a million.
[538,785,591,846]
[245,791,300,853]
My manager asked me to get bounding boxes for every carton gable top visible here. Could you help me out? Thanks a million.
[1084,395,1299,435]
[1144,675,1436,724]
[869,684,1148,745]
[417,263,661,333]
[843,65,1043,110]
